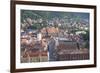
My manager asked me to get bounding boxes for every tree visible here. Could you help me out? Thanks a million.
[81,30,89,48]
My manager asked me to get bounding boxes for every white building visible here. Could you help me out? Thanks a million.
[37,33,42,41]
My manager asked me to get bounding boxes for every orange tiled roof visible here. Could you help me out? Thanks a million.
[41,27,59,34]
[22,51,48,58]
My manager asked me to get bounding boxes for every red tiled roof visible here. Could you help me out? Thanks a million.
[41,27,59,34]
[22,51,48,58]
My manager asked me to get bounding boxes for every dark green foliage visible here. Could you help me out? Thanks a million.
[81,30,89,48]
[31,23,42,30]
[82,30,89,41]
[21,10,89,23]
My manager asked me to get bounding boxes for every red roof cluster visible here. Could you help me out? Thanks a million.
[22,51,48,58]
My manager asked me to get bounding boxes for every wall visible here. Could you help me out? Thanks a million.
[0,0,100,73]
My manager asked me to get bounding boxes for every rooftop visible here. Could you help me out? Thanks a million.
[22,51,48,58]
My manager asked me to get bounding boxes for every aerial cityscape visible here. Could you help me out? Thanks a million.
[20,10,90,63]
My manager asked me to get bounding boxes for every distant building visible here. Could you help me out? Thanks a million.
[41,26,59,37]
[21,40,48,63]
[56,40,89,61]
[21,50,48,63]
[57,40,78,51]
